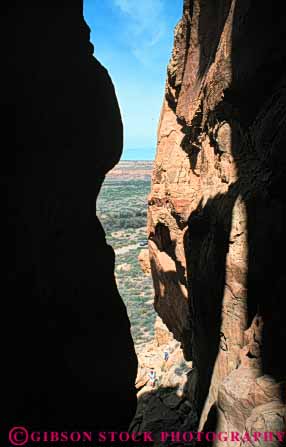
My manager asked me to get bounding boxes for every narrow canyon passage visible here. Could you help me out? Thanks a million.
[96,0,286,443]
[97,161,195,440]
[2,1,286,445]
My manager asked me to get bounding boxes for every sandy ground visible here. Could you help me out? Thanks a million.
[114,243,138,255]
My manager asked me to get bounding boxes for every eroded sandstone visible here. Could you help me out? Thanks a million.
[148,0,286,442]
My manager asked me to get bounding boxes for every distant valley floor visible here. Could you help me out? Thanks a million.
[97,160,155,345]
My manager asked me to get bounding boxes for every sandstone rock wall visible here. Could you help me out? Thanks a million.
[1,1,137,430]
[148,0,286,441]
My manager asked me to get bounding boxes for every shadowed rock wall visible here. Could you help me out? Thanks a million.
[1,1,137,431]
[148,0,286,441]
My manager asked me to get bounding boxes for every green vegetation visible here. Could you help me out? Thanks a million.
[97,175,156,345]
[98,179,148,232]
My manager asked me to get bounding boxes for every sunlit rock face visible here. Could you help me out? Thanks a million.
[148,0,286,440]
[1,1,137,430]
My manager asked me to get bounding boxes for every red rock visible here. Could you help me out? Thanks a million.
[148,0,286,440]
[138,249,151,275]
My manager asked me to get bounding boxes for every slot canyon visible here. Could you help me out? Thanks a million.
[2,1,286,445]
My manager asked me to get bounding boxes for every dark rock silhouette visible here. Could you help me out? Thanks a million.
[1,1,137,432]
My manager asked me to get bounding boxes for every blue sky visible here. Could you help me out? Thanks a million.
[84,0,182,160]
